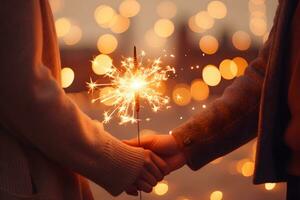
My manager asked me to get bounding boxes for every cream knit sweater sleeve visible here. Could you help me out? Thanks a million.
[0,0,144,196]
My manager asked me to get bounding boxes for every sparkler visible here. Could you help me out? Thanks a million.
[87,47,175,199]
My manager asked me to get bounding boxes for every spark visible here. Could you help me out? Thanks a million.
[88,51,175,124]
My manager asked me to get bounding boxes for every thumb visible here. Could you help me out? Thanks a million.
[123,135,157,148]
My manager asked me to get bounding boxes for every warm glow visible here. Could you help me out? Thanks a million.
[241,161,255,177]
[233,57,248,76]
[156,1,177,19]
[188,16,205,33]
[207,1,227,19]
[63,25,82,45]
[97,34,118,54]
[94,5,116,28]
[119,0,141,18]
[154,19,175,38]
[195,11,215,30]
[232,31,251,51]
[219,59,238,80]
[250,18,267,36]
[210,191,223,200]
[199,35,219,55]
[49,0,64,13]
[55,18,71,38]
[265,183,276,191]
[153,181,169,196]
[263,32,269,43]
[109,15,130,34]
[61,67,75,88]
[145,29,167,48]
[173,84,191,106]
[190,79,209,101]
[202,65,221,86]
[92,54,113,75]
[100,87,116,106]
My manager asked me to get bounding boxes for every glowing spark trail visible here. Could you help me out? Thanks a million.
[87,49,175,125]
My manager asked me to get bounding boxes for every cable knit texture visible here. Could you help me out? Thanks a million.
[0,0,144,199]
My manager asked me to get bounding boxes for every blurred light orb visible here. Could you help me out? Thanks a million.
[61,67,75,88]
[219,59,238,80]
[233,57,248,76]
[207,1,227,19]
[232,31,251,51]
[154,19,175,38]
[210,191,223,200]
[188,16,205,33]
[172,84,191,106]
[195,11,215,30]
[248,0,266,13]
[92,54,113,75]
[191,79,209,101]
[265,183,276,191]
[97,34,118,54]
[55,17,71,38]
[119,0,141,18]
[156,1,177,19]
[202,65,221,86]
[199,35,219,55]
[100,87,116,106]
[241,161,255,177]
[63,25,82,46]
[250,18,267,36]
[109,15,130,34]
[145,29,167,48]
[153,181,169,196]
[94,5,116,28]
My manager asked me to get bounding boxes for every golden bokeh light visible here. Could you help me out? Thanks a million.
[100,87,116,106]
[190,79,209,101]
[195,11,215,30]
[94,5,116,28]
[145,29,167,48]
[92,54,113,75]
[202,65,221,86]
[156,1,177,19]
[110,14,130,34]
[188,16,205,33]
[207,1,227,19]
[119,0,141,18]
[210,191,223,200]
[97,34,118,54]
[172,84,191,106]
[199,35,219,55]
[219,59,238,80]
[265,183,276,191]
[232,31,251,51]
[154,19,175,38]
[241,161,255,177]
[61,67,75,88]
[250,18,267,36]
[55,17,71,38]
[63,25,82,46]
[153,181,169,196]
[233,57,248,76]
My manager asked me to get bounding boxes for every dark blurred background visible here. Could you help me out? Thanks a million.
[49,0,284,199]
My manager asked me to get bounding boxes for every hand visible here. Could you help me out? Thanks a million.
[126,148,170,195]
[124,134,186,173]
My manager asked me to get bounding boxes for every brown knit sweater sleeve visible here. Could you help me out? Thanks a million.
[172,11,279,170]
[0,0,144,196]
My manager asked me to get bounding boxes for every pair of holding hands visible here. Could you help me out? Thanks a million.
[124,134,186,195]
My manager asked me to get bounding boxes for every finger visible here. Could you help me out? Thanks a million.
[137,180,153,193]
[151,152,170,175]
[145,158,163,181]
[123,135,156,148]
[165,153,186,171]
[141,168,157,186]
[125,185,138,196]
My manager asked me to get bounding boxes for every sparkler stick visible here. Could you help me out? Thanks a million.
[134,45,143,200]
